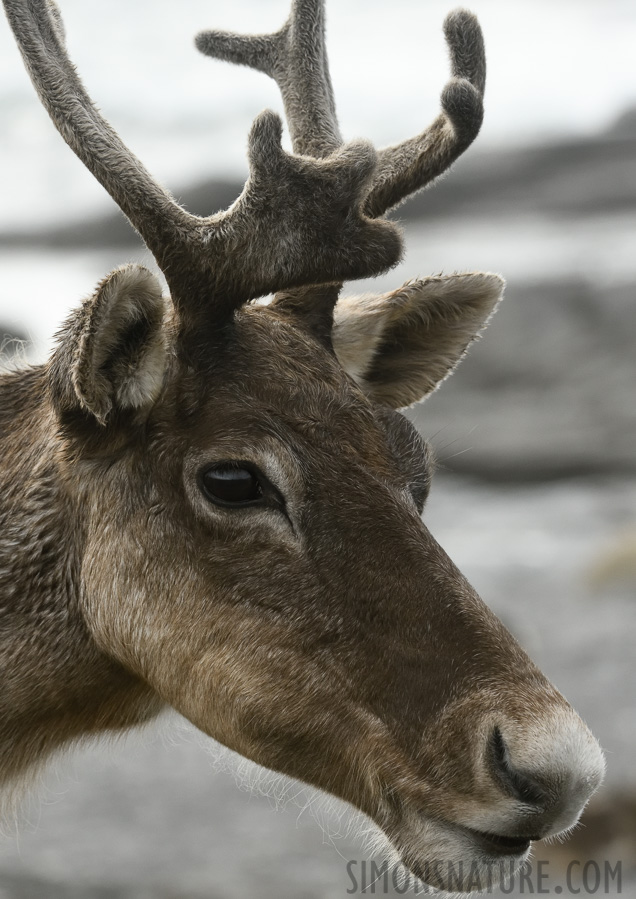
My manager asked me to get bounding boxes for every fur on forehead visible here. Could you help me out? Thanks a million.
[177,302,359,404]
[167,302,432,475]
[174,270,505,420]
[166,303,398,446]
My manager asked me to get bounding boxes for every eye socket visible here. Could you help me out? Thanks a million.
[200,463,263,507]
[409,474,431,515]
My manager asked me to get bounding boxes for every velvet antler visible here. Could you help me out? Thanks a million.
[3,0,401,327]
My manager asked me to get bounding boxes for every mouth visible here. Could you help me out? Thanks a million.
[391,812,535,892]
[456,823,534,857]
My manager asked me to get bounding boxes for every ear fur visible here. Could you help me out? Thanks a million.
[49,265,167,425]
[332,272,504,408]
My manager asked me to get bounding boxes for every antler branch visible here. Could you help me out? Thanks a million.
[198,4,486,219]
[197,0,340,159]
[197,0,352,327]
[3,0,400,321]
[365,10,485,218]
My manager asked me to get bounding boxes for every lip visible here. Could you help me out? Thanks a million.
[394,814,536,892]
[457,823,534,857]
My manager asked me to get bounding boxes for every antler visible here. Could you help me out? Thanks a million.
[196,0,340,160]
[2,0,401,322]
[366,10,485,218]
[196,3,486,220]
[198,0,355,327]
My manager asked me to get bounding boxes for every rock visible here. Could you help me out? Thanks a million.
[0,179,244,251]
[2,129,636,249]
[605,105,636,140]
[412,277,636,479]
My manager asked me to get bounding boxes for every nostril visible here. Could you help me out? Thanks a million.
[489,727,551,807]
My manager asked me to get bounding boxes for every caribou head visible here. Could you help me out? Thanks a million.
[0,0,604,890]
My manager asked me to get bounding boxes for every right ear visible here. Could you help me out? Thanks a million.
[48,265,167,425]
[332,272,504,408]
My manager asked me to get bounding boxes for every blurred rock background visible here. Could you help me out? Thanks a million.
[0,0,635,896]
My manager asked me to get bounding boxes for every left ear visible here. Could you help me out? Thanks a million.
[332,272,504,408]
[48,264,167,425]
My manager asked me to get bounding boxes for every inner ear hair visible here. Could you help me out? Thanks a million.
[333,272,505,409]
[48,265,167,426]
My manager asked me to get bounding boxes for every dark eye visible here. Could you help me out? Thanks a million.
[410,472,431,515]
[200,464,263,506]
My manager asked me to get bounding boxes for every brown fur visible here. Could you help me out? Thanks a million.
[0,1,604,891]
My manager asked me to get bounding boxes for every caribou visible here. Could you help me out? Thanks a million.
[0,0,604,890]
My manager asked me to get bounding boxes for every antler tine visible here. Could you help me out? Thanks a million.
[4,0,401,322]
[197,0,346,329]
[4,0,192,259]
[196,0,341,159]
[364,10,486,218]
[198,6,486,220]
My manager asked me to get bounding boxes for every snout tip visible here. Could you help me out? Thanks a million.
[490,712,605,837]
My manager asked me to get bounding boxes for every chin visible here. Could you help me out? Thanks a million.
[386,812,535,893]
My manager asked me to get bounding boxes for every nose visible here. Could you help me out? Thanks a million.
[490,727,552,806]
[488,716,605,837]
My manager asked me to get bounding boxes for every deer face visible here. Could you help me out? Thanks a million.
[47,270,604,891]
[6,0,604,889]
